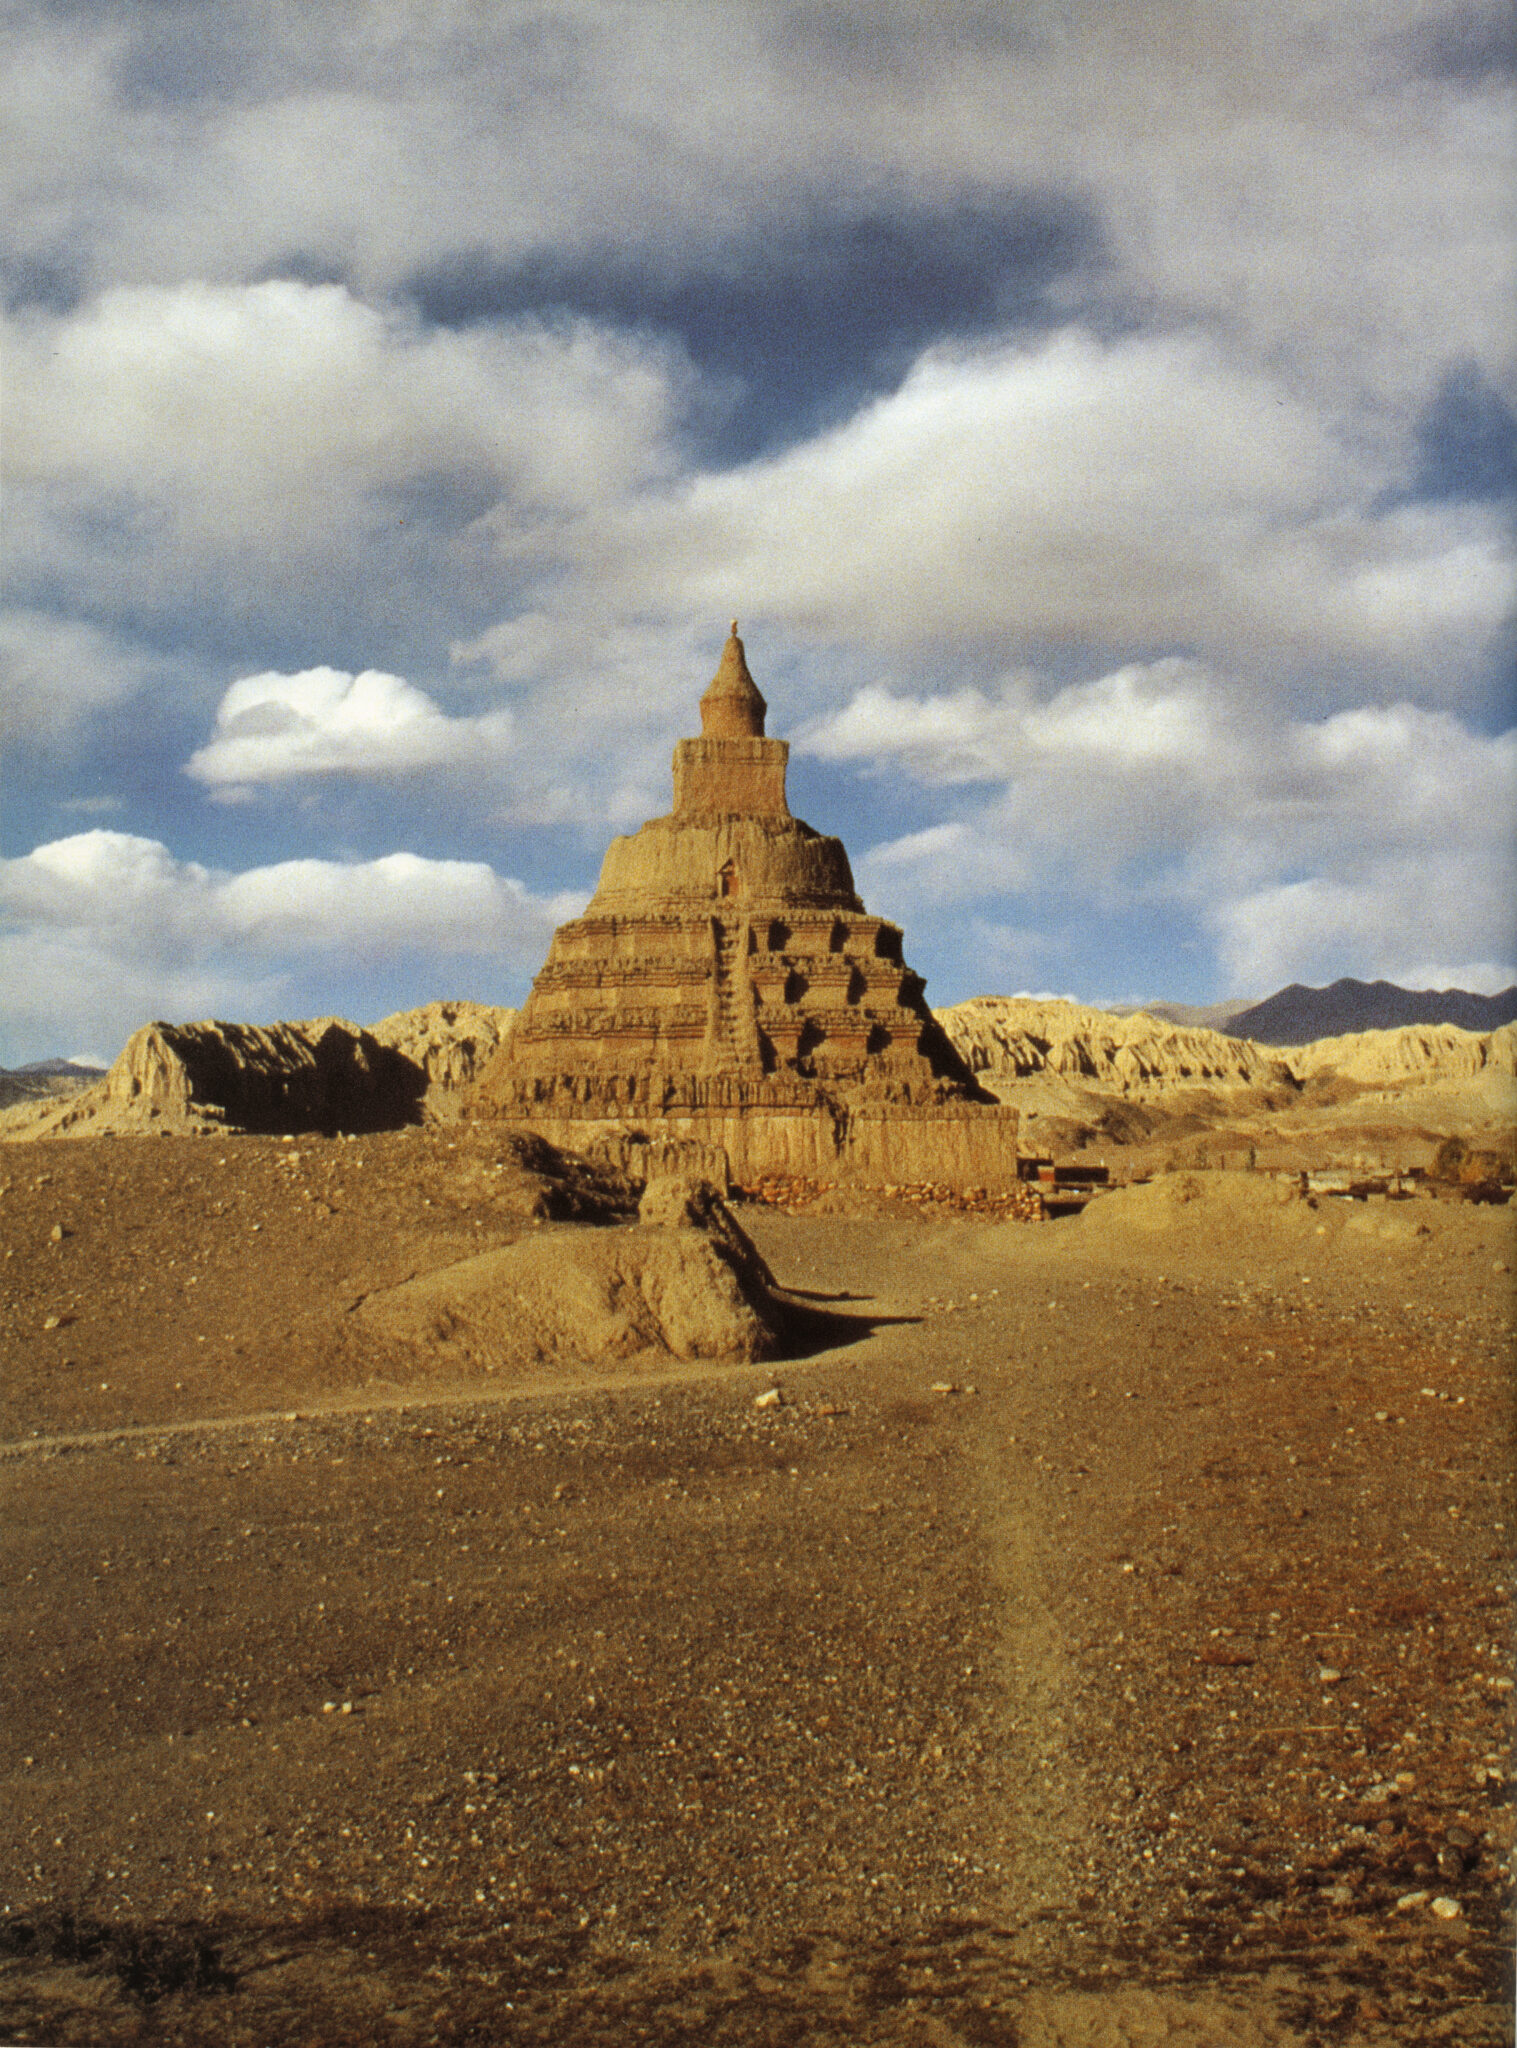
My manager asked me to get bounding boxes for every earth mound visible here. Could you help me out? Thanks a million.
[1079,1170,1312,1240]
[1077,1168,1513,1251]
[361,1180,786,1374]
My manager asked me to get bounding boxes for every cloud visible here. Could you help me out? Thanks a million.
[812,664,1517,992]
[185,666,516,792]
[0,3,1510,1019]
[1211,869,1517,998]
[216,852,575,959]
[0,830,579,1064]
[3,279,689,659]
[0,607,152,745]
[4,1,1509,427]
[405,191,1108,464]
[548,329,1512,696]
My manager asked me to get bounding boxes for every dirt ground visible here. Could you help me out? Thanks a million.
[0,1129,1512,2045]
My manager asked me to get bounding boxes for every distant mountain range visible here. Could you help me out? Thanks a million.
[0,1057,108,1111]
[1112,980,1517,1044]
[1217,979,1516,1046]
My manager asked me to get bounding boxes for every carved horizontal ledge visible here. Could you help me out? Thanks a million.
[512,1008,710,1038]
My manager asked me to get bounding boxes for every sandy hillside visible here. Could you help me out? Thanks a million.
[0,1134,1511,2044]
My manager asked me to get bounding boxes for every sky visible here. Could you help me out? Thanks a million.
[2,0,1514,1068]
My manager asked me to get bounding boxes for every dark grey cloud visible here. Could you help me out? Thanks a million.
[1,251,83,314]
[777,1,1036,73]
[1411,2,1516,81]
[404,194,1108,462]
[1400,361,1517,504]
[112,5,263,108]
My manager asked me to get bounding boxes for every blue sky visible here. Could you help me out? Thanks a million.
[2,0,1514,1066]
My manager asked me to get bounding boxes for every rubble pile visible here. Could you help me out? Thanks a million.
[734,1175,1047,1220]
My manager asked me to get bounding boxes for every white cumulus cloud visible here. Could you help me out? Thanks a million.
[185,666,516,791]
[0,830,579,1065]
[3,279,689,655]
[816,664,1516,992]
[547,329,1512,697]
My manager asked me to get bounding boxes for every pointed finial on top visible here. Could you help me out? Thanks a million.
[699,621,767,738]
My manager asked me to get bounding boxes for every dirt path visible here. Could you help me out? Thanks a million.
[0,1141,1512,2042]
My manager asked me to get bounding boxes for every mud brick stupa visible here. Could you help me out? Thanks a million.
[471,626,1018,1187]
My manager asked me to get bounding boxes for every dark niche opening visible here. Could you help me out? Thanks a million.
[796,1019,827,1072]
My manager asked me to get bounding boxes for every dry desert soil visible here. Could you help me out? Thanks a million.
[0,1130,1513,2046]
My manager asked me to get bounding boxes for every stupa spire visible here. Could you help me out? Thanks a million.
[699,620,767,738]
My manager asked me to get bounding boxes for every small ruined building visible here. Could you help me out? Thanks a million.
[471,626,1018,1186]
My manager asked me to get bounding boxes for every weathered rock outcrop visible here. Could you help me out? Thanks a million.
[1292,1021,1517,1087]
[2,1004,523,1140]
[469,627,1018,1188]
[936,999,1517,1107]
[369,1001,517,1104]
[99,1017,426,1132]
[937,997,1295,1099]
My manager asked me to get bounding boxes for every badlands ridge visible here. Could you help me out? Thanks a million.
[4,994,1512,1183]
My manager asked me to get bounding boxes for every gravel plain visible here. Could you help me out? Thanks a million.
[0,1131,1512,2044]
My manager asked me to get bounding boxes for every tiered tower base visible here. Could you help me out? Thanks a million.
[469,627,1019,1190]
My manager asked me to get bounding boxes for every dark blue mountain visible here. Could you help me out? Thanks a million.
[1228,979,1517,1046]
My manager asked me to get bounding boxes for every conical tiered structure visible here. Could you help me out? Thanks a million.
[471,627,1019,1186]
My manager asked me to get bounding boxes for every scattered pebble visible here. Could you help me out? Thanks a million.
[1430,1896,1462,1919]
[753,1387,783,1409]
